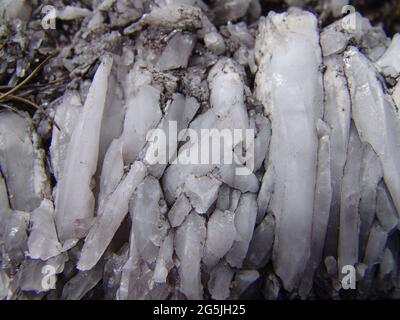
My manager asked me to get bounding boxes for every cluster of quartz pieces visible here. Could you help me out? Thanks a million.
[1,0,400,300]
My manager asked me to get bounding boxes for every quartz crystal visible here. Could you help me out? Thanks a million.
[55,56,113,243]
[255,9,323,291]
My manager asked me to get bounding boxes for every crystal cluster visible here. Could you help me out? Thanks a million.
[0,0,400,300]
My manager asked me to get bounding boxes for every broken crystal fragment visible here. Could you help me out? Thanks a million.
[245,213,274,269]
[204,32,226,55]
[144,94,200,178]
[320,12,389,61]
[0,0,31,21]
[130,176,169,265]
[55,56,113,243]
[228,189,241,213]
[204,209,236,268]
[157,32,196,71]
[208,262,234,300]
[0,112,50,212]
[56,6,91,20]
[184,174,222,214]
[120,84,162,164]
[62,262,104,300]
[251,114,271,172]
[376,33,400,78]
[98,71,125,172]
[103,245,129,300]
[153,231,174,284]
[359,144,383,256]
[19,253,68,294]
[175,212,206,299]
[393,80,400,108]
[228,22,255,50]
[338,125,363,275]
[233,269,259,298]
[320,27,348,57]
[3,210,30,267]
[217,164,259,193]
[255,9,323,291]
[167,193,192,228]
[212,0,251,26]
[0,270,10,299]
[50,91,82,181]
[379,248,395,280]
[364,222,388,267]
[262,273,281,300]
[226,193,257,268]
[162,58,248,205]
[77,162,147,271]
[344,46,400,215]
[256,165,274,223]
[0,171,10,244]
[299,120,332,297]
[216,184,230,211]
[323,54,351,257]
[27,199,62,261]
[137,4,203,31]
[97,139,124,208]
[376,183,399,233]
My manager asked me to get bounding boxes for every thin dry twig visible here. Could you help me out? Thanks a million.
[2,95,61,131]
[0,76,68,91]
[0,50,61,130]
[0,50,59,101]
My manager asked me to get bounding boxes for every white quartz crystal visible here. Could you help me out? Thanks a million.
[176,212,206,300]
[376,33,400,78]
[130,176,169,264]
[255,9,323,291]
[55,56,113,242]
[338,125,363,276]
[376,183,399,233]
[3,210,30,267]
[153,231,174,283]
[167,193,192,228]
[344,46,400,215]
[245,213,275,269]
[204,31,226,55]
[0,112,50,212]
[233,269,259,297]
[144,94,199,178]
[50,91,82,180]
[157,32,196,71]
[393,80,400,108]
[208,262,234,300]
[323,54,351,257]
[256,165,274,223]
[359,144,384,256]
[120,84,162,164]
[56,6,91,20]
[27,199,62,261]
[77,162,147,271]
[226,193,257,268]
[0,171,10,244]
[204,209,236,268]
[184,174,222,214]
